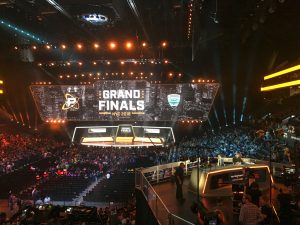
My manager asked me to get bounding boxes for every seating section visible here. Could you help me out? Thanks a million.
[84,172,135,203]
[20,176,93,201]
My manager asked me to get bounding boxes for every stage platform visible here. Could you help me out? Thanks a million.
[152,179,284,225]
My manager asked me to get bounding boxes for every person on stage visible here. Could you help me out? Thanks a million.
[175,162,185,202]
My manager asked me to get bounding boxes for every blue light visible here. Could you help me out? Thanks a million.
[0,19,46,43]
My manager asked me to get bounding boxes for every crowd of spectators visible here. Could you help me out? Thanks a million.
[0,132,65,176]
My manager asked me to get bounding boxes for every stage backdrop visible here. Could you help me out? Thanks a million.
[30,80,219,121]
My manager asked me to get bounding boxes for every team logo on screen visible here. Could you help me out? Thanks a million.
[62,93,79,110]
[167,94,181,107]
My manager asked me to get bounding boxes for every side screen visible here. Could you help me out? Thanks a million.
[30,80,219,121]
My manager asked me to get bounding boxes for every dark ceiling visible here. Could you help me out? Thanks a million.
[0,0,299,127]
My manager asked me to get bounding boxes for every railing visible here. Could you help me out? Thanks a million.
[136,169,194,225]
[136,158,292,224]
[139,157,292,185]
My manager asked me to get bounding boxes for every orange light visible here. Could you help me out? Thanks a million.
[46,45,51,49]
[142,42,147,47]
[125,41,133,49]
[121,61,125,65]
[61,44,66,49]
[38,63,42,66]
[164,60,168,64]
[93,43,99,49]
[67,62,71,66]
[169,73,173,77]
[93,61,97,65]
[32,45,37,50]
[107,61,111,65]
[77,43,83,49]
[78,62,82,66]
[162,41,167,47]
[109,42,116,49]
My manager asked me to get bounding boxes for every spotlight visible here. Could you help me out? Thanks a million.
[109,42,116,49]
[14,46,18,50]
[93,61,97,65]
[32,45,37,50]
[125,41,133,49]
[107,61,111,65]
[67,62,71,66]
[121,61,125,65]
[46,45,51,49]
[162,41,167,47]
[76,43,83,49]
[142,42,147,47]
[93,43,99,49]
[61,44,66,49]
[78,62,82,66]
[38,63,42,66]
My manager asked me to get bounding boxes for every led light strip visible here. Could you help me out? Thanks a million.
[264,64,300,80]
[261,79,300,92]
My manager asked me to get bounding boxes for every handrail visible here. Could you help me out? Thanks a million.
[170,213,195,225]
[140,172,170,214]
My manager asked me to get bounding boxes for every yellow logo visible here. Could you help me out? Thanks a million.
[62,93,79,110]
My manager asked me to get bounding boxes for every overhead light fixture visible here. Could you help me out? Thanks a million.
[264,64,300,80]
[109,42,116,49]
[93,43,99,49]
[125,41,133,49]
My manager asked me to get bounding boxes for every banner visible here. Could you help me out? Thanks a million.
[30,80,219,121]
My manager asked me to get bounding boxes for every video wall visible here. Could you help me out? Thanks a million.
[30,80,219,121]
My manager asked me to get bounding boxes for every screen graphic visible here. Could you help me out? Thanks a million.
[30,80,219,121]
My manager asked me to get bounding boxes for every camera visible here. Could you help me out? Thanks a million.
[191,202,221,225]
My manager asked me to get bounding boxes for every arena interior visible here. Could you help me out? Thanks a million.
[0,0,299,224]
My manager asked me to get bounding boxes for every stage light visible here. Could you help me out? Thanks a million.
[81,74,85,77]
[142,42,147,47]
[264,64,300,80]
[133,61,138,65]
[151,60,154,64]
[0,90,3,94]
[32,45,37,50]
[93,43,99,49]
[162,41,167,47]
[125,41,133,49]
[77,43,83,49]
[164,60,168,64]
[179,73,182,77]
[121,61,125,65]
[93,61,97,65]
[169,73,173,77]
[61,44,66,49]
[150,73,153,76]
[46,45,51,49]
[78,62,82,66]
[50,62,55,66]
[14,46,18,50]
[67,62,71,66]
[38,63,42,66]
[107,61,111,65]
[109,42,116,49]
[130,72,133,75]
[261,79,300,91]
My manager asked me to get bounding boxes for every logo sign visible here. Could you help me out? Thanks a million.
[167,94,181,107]
[62,93,79,110]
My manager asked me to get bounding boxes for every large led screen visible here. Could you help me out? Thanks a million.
[30,80,219,121]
